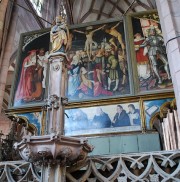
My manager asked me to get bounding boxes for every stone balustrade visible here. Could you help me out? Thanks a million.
[1,150,180,181]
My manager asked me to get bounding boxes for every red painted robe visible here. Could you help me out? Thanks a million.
[15,52,37,102]
[134,38,149,64]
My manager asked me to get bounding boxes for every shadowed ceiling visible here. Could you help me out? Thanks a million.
[65,0,156,24]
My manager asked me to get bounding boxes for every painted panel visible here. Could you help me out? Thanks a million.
[130,11,173,93]
[67,20,132,102]
[144,98,173,129]
[65,102,141,136]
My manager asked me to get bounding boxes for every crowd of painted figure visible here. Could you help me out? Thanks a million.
[67,22,130,99]
[65,104,141,132]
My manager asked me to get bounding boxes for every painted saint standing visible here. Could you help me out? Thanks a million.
[137,26,171,84]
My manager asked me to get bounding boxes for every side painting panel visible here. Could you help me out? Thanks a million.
[17,112,42,135]
[130,12,173,93]
[144,98,173,129]
[12,31,50,108]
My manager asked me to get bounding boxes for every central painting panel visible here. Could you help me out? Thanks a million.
[66,20,131,101]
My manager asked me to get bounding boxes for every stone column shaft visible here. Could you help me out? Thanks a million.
[156,0,180,119]
[47,55,67,135]
[41,164,66,182]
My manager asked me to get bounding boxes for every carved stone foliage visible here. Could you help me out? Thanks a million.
[0,161,41,182]
[66,151,180,181]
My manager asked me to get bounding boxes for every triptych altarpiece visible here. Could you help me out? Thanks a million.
[8,10,174,136]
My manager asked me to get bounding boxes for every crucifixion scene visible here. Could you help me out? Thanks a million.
[67,21,130,101]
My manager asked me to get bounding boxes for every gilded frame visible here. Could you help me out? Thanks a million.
[9,28,50,109]
[64,99,142,137]
[66,17,134,103]
[7,91,174,137]
[64,91,174,137]
[126,10,173,95]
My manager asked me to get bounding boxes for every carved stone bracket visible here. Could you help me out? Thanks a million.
[48,52,69,65]
[14,134,93,166]
[47,94,60,110]
[61,97,68,106]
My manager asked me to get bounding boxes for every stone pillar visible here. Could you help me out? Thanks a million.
[0,113,11,136]
[156,0,180,119]
[41,164,66,182]
[13,52,93,182]
[47,53,67,135]
[0,0,8,53]
[0,1,15,112]
[11,16,93,182]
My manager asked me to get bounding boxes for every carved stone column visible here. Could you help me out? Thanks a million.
[156,0,180,119]
[10,16,93,182]
[42,164,66,182]
[46,53,68,134]
[12,52,93,182]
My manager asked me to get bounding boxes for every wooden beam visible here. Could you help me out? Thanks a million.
[136,0,151,10]
[5,88,10,95]
[89,0,96,11]
[97,0,106,20]
[24,0,45,29]
[80,0,95,23]
[80,11,91,23]
[3,98,8,107]
[125,0,136,12]
[109,0,120,17]
[5,85,11,89]
[65,0,74,25]
[11,63,15,68]
[91,9,110,18]
[107,0,124,14]
[147,0,155,9]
